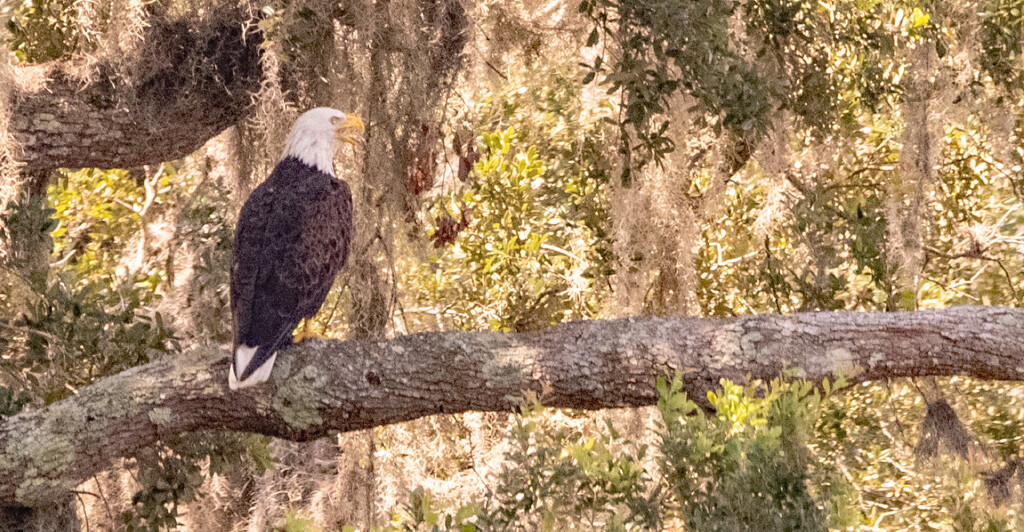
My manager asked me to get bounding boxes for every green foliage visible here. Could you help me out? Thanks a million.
[980,0,1024,93]
[5,0,79,62]
[2,194,57,289]
[413,67,615,332]
[475,398,660,530]
[121,447,204,531]
[582,0,771,180]
[811,378,1024,530]
[925,120,1024,307]
[355,375,1024,531]
[573,0,1023,317]
[579,0,940,178]
[658,375,838,531]
[356,375,858,531]
[0,385,31,420]
[1,159,239,529]
[277,510,321,532]
[0,170,184,401]
[394,487,478,532]
[340,488,478,532]
[122,432,275,531]
[7,273,175,402]
[49,169,155,285]
[370,376,1024,531]
[692,100,1022,315]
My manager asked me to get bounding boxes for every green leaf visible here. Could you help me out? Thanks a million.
[40,217,58,233]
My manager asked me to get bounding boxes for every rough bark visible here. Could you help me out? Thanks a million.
[0,306,1019,506]
[8,10,263,175]
[6,1,468,177]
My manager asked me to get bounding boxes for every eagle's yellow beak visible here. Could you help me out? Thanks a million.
[336,114,365,146]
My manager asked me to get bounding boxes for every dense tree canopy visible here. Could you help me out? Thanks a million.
[0,0,1022,529]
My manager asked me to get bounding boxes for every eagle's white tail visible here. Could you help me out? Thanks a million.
[228,345,278,390]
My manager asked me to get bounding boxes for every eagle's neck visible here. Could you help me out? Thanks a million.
[281,131,337,177]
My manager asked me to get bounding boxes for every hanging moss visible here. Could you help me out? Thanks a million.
[0,62,21,264]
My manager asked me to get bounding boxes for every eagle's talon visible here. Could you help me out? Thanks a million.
[293,320,327,343]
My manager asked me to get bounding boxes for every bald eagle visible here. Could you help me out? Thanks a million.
[229,107,364,390]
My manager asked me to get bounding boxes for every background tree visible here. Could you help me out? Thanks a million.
[0,0,1022,530]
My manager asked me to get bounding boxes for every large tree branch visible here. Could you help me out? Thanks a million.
[0,306,1020,506]
[6,0,470,176]
[8,10,263,174]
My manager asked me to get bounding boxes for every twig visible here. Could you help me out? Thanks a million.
[73,490,89,532]
[924,246,1021,305]
[764,238,784,314]
[49,248,78,269]
[482,59,509,81]
[922,276,981,302]
[0,321,60,343]
[540,243,583,263]
[992,258,1022,305]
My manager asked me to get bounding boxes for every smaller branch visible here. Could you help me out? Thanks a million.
[482,59,509,81]
[992,258,1022,305]
[73,491,89,532]
[49,248,78,269]
[88,475,115,526]
[924,246,1022,305]
[764,237,784,314]
[922,276,980,302]
[540,243,584,263]
[0,321,60,343]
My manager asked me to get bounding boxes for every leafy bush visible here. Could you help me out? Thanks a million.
[658,376,833,531]
[412,67,615,332]
[350,374,860,531]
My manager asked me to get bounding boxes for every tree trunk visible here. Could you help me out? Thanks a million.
[0,306,1019,507]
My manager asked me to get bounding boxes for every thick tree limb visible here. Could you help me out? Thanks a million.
[8,10,263,175]
[0,306,1020,505]
[6,0,470,177]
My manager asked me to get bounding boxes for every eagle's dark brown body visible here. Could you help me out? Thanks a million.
[230,156,352,383]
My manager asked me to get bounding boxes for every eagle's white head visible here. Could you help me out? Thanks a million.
[281,107,365,176]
